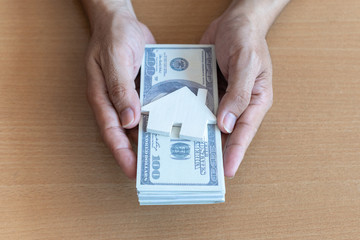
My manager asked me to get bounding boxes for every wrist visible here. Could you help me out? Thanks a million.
[82,0,136,33]
[225,0,290,37]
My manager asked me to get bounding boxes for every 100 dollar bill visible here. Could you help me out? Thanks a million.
[136,45,225,194]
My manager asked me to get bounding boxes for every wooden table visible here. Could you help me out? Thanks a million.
[1,0,359,239]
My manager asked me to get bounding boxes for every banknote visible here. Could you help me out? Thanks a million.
[136,44,225,205]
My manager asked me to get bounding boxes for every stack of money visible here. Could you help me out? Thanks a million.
[136,44,225,205]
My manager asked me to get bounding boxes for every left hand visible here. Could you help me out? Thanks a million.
[200,5,273,177]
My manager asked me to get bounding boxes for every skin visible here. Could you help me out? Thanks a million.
[82,0,290,179]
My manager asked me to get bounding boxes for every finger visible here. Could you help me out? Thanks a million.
[138,22,156,45]
[223,103,269,178]
[101,46,142,130]
[199,20,218,44]
[217,49,261,134]
[86,58,137,179]
[199,32,212,44]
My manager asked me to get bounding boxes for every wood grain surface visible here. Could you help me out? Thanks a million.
[1,0,359,239]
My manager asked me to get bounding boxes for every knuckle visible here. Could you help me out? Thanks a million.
[264,91,274,111]
[231,91,251,113]
[236,120,258,143]
[85,55,95,74]
[85,44,100,67]
[86,87,104,109]
[102,128,129,154]
[86,88,96,101]
[86,86,94,105]
[108,83,128,106]
[267,96,274,110]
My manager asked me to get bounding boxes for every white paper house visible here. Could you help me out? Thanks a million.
[141,87,217,141]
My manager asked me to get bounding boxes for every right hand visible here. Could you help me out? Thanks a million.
[84,1,155,179]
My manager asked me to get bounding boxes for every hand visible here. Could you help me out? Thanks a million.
[83,0,155,179]
[200,0,288,177]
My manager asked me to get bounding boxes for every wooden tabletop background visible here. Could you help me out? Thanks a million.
[1,0,360,239]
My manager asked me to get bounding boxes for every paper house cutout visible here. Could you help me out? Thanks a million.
[141,87,217,141]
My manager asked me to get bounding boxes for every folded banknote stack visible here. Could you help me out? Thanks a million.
[136,44,225,205]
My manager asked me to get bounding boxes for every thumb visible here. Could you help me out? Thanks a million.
[101,49,142,129]
[217,50,260,133]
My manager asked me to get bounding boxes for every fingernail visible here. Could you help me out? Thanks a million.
[223,112,237,133]
[120,107,134,128]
